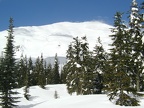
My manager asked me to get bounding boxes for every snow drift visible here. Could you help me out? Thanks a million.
[16,84,144,108]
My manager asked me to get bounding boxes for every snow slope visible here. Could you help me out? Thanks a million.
[0,21,112,58]
[15,84,144,108]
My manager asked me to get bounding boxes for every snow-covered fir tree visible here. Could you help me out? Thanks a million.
[105,12,141,106]
[80,36,93,95]
[0,18,20,108]
[65,36,93,95]
[129,0,144,92]
[66,37,84,95]
[92,37,107,94]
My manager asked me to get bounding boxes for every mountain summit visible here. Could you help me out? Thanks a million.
[0,21,112,58]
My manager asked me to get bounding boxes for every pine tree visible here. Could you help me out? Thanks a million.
[33,57,40,85]
[34,54,45,88]
[129,0,144,92]
[105,12,140,106]
[23,55,31,100]
[44,61,48,85]
[80,36,93,94]
[46,63,53,84]
[0,52,4,98]
[65,36,93,95]
[27,57,34,86]
[52,53,61,84]
[61,64,68,84]
[92,37,107,94]
[38,54,45,88]
[66,37,83,95]
[17,54,26,87]
[140,2,144,91]
[0,18,19,108]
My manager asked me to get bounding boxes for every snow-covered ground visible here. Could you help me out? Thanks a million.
[0,21,112,58]
[14,84,144,108]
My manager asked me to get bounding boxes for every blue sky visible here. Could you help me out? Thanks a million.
[0,0,142,31]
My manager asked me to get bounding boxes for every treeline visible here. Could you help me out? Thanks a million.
[16,53,61,88]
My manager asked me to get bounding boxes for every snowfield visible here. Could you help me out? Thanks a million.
[15,84,144,108]
[0,21,112,58]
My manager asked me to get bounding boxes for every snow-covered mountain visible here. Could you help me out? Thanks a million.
[0,21,112,59]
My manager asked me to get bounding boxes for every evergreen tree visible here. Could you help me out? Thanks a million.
[33,56,40,85]
[0,18,19,108]
[52,53,61,84]
[27,57,34,86]
[65,36,93,95]
[23,55,31,100]
[46,63,53,84]
[105,12,140,106]
[38,54,45,88]
[17,54,26,87]
[61,64,68,84]
[80,36,93,94]
[66,37,83,95]
[0,52,4,98]
[129,0,144,92]
[44,61,48,85]
[34,55,45,88]
[92,37,107,94]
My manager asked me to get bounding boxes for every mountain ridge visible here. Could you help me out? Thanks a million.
[0,21,112,58]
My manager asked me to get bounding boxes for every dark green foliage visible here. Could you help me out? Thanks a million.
[27,57,34,86]
[45,63,53,84]
[33,57,40,86]
[38,54,46,88]
[44,61,48,85]
[80,36,93,95]
[60,65,68,84]
[17,54,27,87]
[34,54,46,88]
[92,37,107,94]
[0,18,20,108]
[104,10,143,106]
[23,55,31,100]
[66,37,83,95]
[0,52,4,90]
[16,54,63,87]
[115,93,139,106]
[65,36,94,95]
[128,0,144,92]
[52,53,61,84]
[24,77,30,100]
